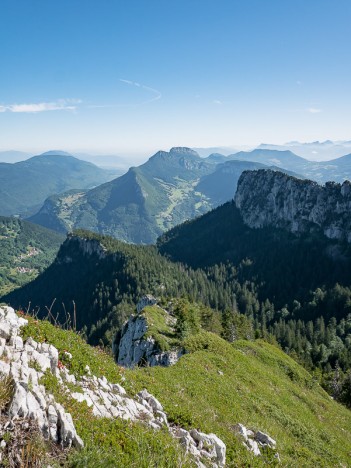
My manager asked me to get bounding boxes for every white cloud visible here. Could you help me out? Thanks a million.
[0,99,81,113]
[213,99,222,105]
[119,79,162,104]
[307,107,322,114]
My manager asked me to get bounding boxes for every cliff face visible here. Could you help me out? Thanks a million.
[235,170,351,242]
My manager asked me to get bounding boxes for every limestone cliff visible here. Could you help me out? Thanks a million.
[56,233,107,264]
[235,169,351,242]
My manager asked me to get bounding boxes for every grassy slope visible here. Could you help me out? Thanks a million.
[19,315,351,467]
[126,334,351,466]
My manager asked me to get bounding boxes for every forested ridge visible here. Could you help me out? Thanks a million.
[3,202,351,406]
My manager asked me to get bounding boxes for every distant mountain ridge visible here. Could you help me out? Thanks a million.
[29,147,300,243]
[0,151,115,217]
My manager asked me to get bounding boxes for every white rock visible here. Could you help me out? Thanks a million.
[0,360,10,375]
[8,382,28,419]
[31,350,51,372]
[55,403,83,448]
[47,405,58,442]
[9,335,23,350]
[156,410,168,427]
[247,438,261,456]
[111,383,127,396]
[71,392,92,407]
[27,391,48,436]
[48,345,59,372]
[234,422,249,441]
[32,386,47,410]
[10,362,22,381]
[207,433,226,467]
[137,389,163,412]
[26,337,38,349]
[17,317,28,327]
[189,430,226,467]
[0,322,11,340]
[97,376,110,391]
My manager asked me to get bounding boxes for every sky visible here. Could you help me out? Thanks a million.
[0,0,350,159]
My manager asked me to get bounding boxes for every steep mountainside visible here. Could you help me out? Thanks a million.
[1,230,250,345]
[29,148,295,243]
[0,216,64,295]
[2,309,351,466]
[157,195,351,381]
[29,148,215,243]
[235,169,351,242]
[158,201,351,309]
[0,151,115,217]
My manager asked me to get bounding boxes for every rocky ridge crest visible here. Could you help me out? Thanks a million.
[0,304,280,466]
[0,305,227,466]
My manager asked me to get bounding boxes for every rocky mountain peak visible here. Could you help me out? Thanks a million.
[39,150,73,157]
[169,147,199,157]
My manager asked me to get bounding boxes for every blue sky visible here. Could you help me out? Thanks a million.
[0,0,350,156]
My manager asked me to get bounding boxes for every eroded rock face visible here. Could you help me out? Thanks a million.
[57,234,107,264]
[235,170,351,242]
[115,298,183,368]
[115,314,182,368]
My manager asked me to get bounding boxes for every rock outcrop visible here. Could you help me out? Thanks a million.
[114,297,183,368]
[235,169,351,242]
[233,423,279,459]
[57,234,107,264]
[0,305,83,450]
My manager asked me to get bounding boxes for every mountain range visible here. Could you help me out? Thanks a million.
[0,151,118,217]
[3,144,351,245]
[226,148,351,183]
[28,147,301,243]
[258,140,351,161]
